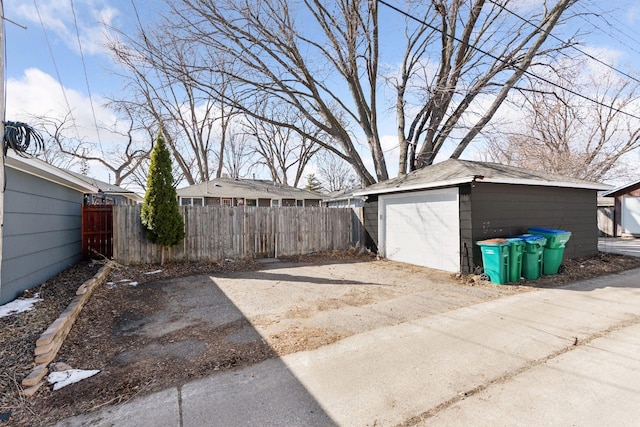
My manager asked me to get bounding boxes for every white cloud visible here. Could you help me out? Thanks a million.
[6,68,131,182]
[6,0,118,57]
[6,68,116,140]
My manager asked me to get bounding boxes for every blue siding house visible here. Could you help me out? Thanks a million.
[1,152,98,304]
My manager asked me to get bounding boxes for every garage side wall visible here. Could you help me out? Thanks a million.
[363,196,378,252]
[1,168,84,304]
[459,184,473,274]
[469,183,598,271]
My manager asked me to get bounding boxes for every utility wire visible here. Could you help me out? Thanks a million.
[377,0,640,122]
[70,0,105,158]
[576,2,640,57]
[488,0,640,85]
[33,0,83,142]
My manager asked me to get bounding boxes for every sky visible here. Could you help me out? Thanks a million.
[3,0,640,191]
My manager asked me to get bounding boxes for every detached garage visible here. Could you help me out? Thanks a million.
[355,160,610,274]
[602,179,640,237]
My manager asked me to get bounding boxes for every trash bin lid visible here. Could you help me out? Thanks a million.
[519,234,547,243]
[527,226,571,235]
[506,237,524,244]
[476,238,509,246]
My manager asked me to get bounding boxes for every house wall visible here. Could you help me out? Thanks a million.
[86,193,136,205]
[467,182,598,271]
[1,168,84,304]
[325,198,365,208]
[363,196,378,252]
[612,183,640,237]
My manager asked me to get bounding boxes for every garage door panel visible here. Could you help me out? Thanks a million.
[382,188,460,272]
[622,197,640,234]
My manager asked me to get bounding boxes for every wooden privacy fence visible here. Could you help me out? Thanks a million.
[112,205,353,265]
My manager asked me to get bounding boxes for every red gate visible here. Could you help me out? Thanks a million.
[82,205,113,259]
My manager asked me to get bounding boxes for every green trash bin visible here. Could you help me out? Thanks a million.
[527,227,572,275]
[476,238,510,285]
[506,237,524,282]
[520,234,546,280]
[543,248,564,275]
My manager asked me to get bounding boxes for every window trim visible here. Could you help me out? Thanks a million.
[180,197,204,206]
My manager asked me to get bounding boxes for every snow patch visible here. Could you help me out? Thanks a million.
[144,270,163,275]
[0,294,42,318]
[48,369,100,390]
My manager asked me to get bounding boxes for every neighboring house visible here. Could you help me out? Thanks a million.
[323,189,366,246]
[323,189,365,208]
[177,177,323,207]
[353,159,611,274]
[597,194,615,237]
[601,179,640,237]
[1,151,99,304]
[67,171,143,205]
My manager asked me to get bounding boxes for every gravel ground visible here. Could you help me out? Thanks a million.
[1,250,640,426]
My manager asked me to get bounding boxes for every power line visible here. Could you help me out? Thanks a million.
[70,0,105,158]
[575,2,640,57]
[33,0,83,142]
[487,0,640,85]
[377,0,640,122]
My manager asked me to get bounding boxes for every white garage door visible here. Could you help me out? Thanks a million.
[380,188,460,272]
[622,197,640,234]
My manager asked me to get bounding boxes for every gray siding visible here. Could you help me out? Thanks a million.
[459,184,474,274]
[363,196,378,252]
[1,168,84,304]
[470,182,598,271]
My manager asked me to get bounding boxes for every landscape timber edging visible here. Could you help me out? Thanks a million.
[21,262,114,397]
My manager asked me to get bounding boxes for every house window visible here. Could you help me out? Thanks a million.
[222,198,232,207]
[246,199,257,207]
[180,197,204,206]
[271,199,280,207]
[296,199,304,207]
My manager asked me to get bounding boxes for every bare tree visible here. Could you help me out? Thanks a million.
[106,17,240,185]
[27,115,83,171]
[390,0,578,174]
[30,111,151,186]
[485,63,640,181]
[155,0,576,185]
[242,103,321,187]
[223,130,255,180]
[315,151,360,192]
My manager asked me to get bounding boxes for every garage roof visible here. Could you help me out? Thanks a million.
[601,178,640,197]
[5,151,99,193]
[354,159,611,196]
[66,171,144,203]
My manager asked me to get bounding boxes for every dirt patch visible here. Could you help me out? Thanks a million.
[1,251,639,426]
[269,326,347,354]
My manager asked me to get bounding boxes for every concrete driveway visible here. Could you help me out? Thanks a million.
[599,237,640,257]
[56,264,640,427]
